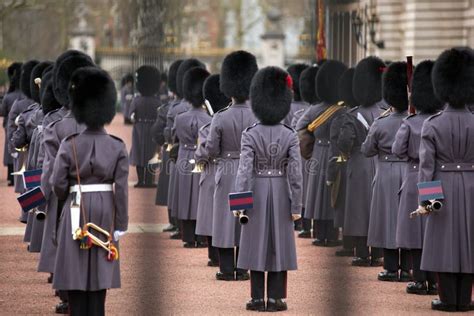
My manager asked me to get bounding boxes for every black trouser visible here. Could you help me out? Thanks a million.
[342,235,353,251]
[411,249,436,283]
[68,290,106,316]
[181,220,205,243]
[250,271,287,299]
[295,208,312,231]
[383,248,410,272]
[437,273,472,307]
[218,247,246,274]
[7,164,13,184]
[207,236,219,264]
[136,166,144,185]
[314,220,338,241]
[144,166,154,186]
[353,236,369,258]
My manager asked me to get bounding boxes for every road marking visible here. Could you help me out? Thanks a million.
[0,223,168,236]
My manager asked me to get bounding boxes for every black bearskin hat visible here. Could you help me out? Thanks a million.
[53,50,95,107]
[135,65,160,97]
[220,50,258,102]
[382,61,408,112]
[316,60,348,104]
[176,59,205,98]
[203,74,231,113]
[20,60,39,99]
[120,73,134,88]
[353,56,385,107]
[168,59,183,95]
[338,68,358,108]
[183,67,210,107]
[411,60,443,114]
[250,66,292,125]
[7,62,22,92]
[70,67,116,129]
[432,47,474,108]
[287,63,309,102]
[41,70,61,115]
[299,66,320,105]
[30,61,53,103]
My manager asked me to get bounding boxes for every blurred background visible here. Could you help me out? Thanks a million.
[1,0,474,84]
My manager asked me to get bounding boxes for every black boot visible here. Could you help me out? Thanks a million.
[431,299,456,312]
[55,302,69,314]
[351,257,371,267]
[399,270,412,282]
[246,299,265,311]
[427,282,438,295]
[236,270,249,281]
[377,270,398,282]
[215,271,234,281]
[134,166,145,188]
[406,281,427,295]
[298,230,311,238]
[266,298,287,312]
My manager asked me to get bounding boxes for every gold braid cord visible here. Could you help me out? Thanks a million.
[307,103,343,132]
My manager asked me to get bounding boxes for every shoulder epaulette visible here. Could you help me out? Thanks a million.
[244,122,259,132]
[215,105,230,114]
[46,117,62,129]
[109,134,125,143]
[427,111,442,121]
[282,123,296,132]
[348,106,359,113]
[64,132,80,142]
[405,113,417,120]
[200,122,211,132]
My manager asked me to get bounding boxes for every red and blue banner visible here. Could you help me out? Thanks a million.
[17,187,46,212]
[417,180,444,202]
[23,169,42,189]
[229,191,254,211]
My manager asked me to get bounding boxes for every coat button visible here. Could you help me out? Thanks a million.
[385,157,388,160]
[441,165,445,169]
[457,165,461,169]
[268,171,272,175]
[279,171,282,175]
[227,154,230,157]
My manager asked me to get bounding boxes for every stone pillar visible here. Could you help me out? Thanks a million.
[69,1,95,60]
[260,8,285,67]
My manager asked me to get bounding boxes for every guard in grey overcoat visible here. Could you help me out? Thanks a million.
[236,67,302,312]
[52,67,128,316]
[362,62,411,282]
[167,59,204,239]
[327,68,359,257]
[120,73,134,124]
[283,63,309,233]
[392,60,443,295]
[153,60,183,234]
[296,60,347,247]
[291,66,320,238]
[172,67,211,247]
[195,74,230,266]
[418,47,474,312]
[20,61,52,251]
[0,62,22,185]
[27,69,63,254]
[283,63,309,127]
[38,50,95,314]
[129,65,161,187]
[336,56,385,267]
[206,51,258,281]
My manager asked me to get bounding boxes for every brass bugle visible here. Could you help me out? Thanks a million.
[85,222,111,252]
[35,209,46,220]
[410,200,443,218]
[11,163,26,175]
[189,159,203,173]
[166,143,173,152]
[239,211,249,225]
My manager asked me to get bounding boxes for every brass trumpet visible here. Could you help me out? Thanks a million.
[239,211,249,225]
[166,143,173,152]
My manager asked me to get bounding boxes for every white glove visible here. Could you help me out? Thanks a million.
[232,210,240,218]
[11,152,18,159]
[114,230,127,242]
[326,181,333,186]
[14,115,20,126]
[130,112,136,123]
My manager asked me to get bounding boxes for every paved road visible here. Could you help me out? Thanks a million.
[0,114,459,315]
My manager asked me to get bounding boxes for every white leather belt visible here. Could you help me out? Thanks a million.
[70,184,113,204]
